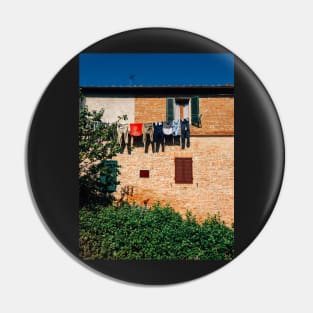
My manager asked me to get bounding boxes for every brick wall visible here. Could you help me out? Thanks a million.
[113,137,234,226]
[194,97,234,136]
[135,98,166,123]
[134,97,234,136]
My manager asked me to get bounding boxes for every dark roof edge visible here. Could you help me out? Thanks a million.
[81,85,234,97]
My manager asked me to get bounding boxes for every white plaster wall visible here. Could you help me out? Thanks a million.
[85,97,135,123]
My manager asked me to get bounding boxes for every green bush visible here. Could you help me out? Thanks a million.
[79,105,122,208]
[79,203,234,260]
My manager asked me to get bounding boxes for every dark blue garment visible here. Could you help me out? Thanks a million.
[181,119,190,149]
[153,122,164,152]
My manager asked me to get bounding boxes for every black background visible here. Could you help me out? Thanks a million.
[27,28,284,284]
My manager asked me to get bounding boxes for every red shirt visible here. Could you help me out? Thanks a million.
[129,123,143,136]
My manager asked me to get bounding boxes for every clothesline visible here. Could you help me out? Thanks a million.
[90,118,192,151]
[92,117,190,126]
[116,119,191,152]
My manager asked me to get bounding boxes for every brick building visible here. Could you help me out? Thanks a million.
[82,86,234,226]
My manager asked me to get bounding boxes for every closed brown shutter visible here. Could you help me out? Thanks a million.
[175,158,193,184]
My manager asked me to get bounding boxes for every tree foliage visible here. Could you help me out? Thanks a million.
[79,104,122,207]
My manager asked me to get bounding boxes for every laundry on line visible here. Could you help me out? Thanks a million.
[114,119,191,152]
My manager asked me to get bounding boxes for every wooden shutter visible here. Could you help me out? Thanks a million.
[191,96,199,125]
[100,160,118,192]
[166,98,175,121]
[175,158,193,184]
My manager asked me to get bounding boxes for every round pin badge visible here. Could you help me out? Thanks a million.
[27,28,284,284]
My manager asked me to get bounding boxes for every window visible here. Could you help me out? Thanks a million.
[166,96,201,126]
[174,98,189,120]
[175,158,193,184]
[139,170,149,178]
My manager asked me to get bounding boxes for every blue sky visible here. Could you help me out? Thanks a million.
[79,53,234,87]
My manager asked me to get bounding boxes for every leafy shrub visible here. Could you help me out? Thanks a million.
[79,203,234,260]
[79,105,122,208]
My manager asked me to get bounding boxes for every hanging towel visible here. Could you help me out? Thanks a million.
[162,121,173,135]
[129,123,143,136]
[172,119,181,136]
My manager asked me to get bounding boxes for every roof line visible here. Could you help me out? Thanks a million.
[80,84,234,88]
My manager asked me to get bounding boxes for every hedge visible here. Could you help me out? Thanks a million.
[79,203,234,260]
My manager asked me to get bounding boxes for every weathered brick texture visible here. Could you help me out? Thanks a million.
[113,137,234,226]
[135,97,234,136]
[193,98,234,136]
[135,98,166,123]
